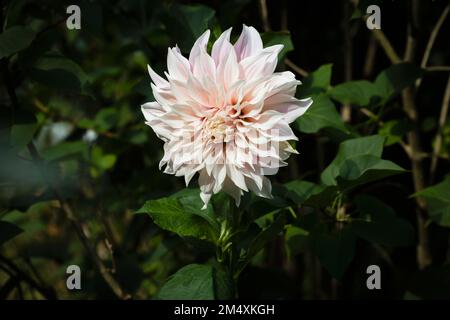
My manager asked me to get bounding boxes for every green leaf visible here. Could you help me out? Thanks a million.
[328,80,379,106]
[35,55,87,83]
[41,141,87,161]
[413,176,450,227]
[164,4,215,53]
[137,191,218,243]
[30,68,81,92]
[285,225,309,259]
[236,212,286,273]
[30,55,87,92]
[374,63,424,102]
[378,119,413,146]
[351,195,414,246]
[295,94,348,133]
[321,135,405,189]
[311,225,355,280]
[94,107,117,132]
[337,155,406,189]
[247,213,285,258]
[284,180,338,207]
[0,26,35,59]
[172,188,220,231]
[327,64,423,108]
[157,264,215,300]
[213,264,235,300]
[91,146,116,172]
[321,135,384,185]
[0,220,23,246]
[297,64,332,98]
[10,109,37,148]
[261,31,293,61]
[179,5,215,39]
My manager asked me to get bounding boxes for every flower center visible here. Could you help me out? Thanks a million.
[204,116,234,143]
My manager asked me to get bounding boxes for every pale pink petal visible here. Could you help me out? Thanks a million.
[217,41,240,89]
[264,95,312,123]
[189,29,210,66]
[234,25,263,61]
[240,45,283,80]
[192,49,216,81]
[211,28,232,66]
[147,65,169,88]
[167,47,191,82]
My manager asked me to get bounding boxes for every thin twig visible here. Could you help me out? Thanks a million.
[0,255,56,299]
[365,16,401,64]
[258,0,271,32]
[363,35,378,78]
[24,257,46,287]
[341,0,353,122]
[258,0,309,80]
[426,66,450,72]
[417,4,450,88]
[95,204,119,274]
[284,58,309,77]
[429,75,450,184]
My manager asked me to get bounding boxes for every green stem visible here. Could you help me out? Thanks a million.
[215,196,240,299]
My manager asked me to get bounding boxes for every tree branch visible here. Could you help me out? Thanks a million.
[0,255,56,299]
[419,5,450,71]
[426,66,450,72]
[402,1,432,269]
[363,34,378,78]
[284,58,309,77]
[258,0,271,32]
[429,75,450,184]
[370,28,401,64]
[341,0,353,122]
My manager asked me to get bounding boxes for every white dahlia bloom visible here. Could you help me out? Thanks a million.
[142,25,312,208]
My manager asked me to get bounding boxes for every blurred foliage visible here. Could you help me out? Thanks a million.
[0,0,450,300]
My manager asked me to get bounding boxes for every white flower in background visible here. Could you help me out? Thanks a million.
[142,25,312,208]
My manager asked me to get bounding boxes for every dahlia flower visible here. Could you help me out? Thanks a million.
[142,25,312,208]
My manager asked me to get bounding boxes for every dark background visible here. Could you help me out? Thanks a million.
[0,0,449,300]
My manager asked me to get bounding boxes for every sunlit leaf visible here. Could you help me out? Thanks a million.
[296,94,348,133]
[413,176,450,227]
[137,190,218,243]
[328,80,379,107]
[297,64,332,98]
[374,63,424,102]
[321,135,405,189]
[157,264,215,300]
